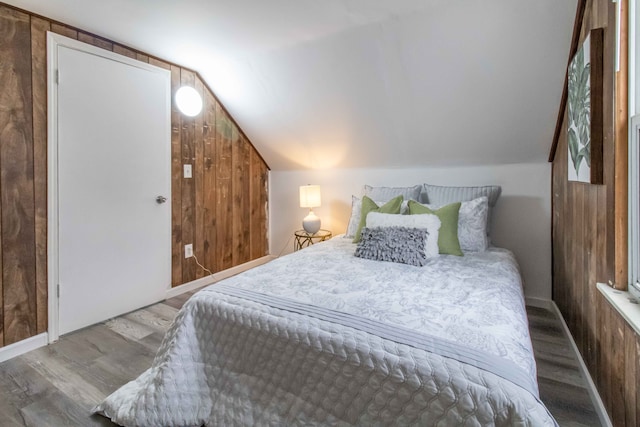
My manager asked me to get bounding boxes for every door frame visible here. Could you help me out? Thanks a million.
[46,32,171,342]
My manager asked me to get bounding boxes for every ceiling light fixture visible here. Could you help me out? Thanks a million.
[175,86,202,117]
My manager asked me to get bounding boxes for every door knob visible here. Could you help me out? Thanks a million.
[156,196,167,204]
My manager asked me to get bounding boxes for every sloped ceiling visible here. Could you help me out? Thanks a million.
[6,0,577,170]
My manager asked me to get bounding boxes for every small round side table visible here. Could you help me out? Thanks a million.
[294,229,332,251]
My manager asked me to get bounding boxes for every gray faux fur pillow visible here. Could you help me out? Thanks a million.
[354,226,432,267]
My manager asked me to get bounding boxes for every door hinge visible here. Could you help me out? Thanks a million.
[55,69,60,84]
[57,284,60,297]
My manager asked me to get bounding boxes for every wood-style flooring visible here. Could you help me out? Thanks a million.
[527,306,600,426]
[0,295,601,426]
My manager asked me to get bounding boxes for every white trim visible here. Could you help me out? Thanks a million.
[630,0,637,115]
[549,301,612,427]
[524,297,553,310]
[629,115,640,288]
[0,333,48,363]
[46,32,172,343]
[47,31,60,343]
[165,255,276,299]
[631,1,640,290]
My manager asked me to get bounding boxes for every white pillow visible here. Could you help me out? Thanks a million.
[424,196,489,252]
[366,212,441,258]
[345,196,362,238]
[344,196,409,238]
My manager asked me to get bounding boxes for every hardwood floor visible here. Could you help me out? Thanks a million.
[0,296,601,426]
[527,306,601,427]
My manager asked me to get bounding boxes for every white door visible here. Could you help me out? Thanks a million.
[50,34,171,335]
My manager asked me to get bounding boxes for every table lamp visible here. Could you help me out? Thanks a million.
[299,185,321,234]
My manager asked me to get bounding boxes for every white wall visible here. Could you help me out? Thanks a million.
[269,162,551,301]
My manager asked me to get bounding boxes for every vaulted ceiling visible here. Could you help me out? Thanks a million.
[6,0,577,170]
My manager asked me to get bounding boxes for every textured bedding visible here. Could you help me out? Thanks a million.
[94,237,556,426]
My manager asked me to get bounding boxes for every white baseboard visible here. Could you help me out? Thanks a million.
[165,255,276,299]
[0,333,48,363]
[525,296,553,309]
[548,301,612,427]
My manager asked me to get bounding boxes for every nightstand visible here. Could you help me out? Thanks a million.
[294,229,332,251]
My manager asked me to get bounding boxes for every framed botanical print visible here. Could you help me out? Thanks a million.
[567,28,603,184]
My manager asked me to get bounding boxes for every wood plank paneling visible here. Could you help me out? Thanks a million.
[0,7,5,346]
[112,44,136,59]
[193,78,205,279]
[572,185,585,349]
[636,337,640,424]
[0,6,37,345]
[584,188,597,372]
[259,162,269,256]
[552,1,639,425]
[623,325,637,427]
[597,294,612,414]
[250,147,268,260]
[203,91,217,272]
[170,65,183,287]
[216,106,234,271]
[136,53,149,63]
[0,3,269,349]
[232,135,250,265]
[614,0,629,288]
[50,23,77,39]
[231,127,241,265]
[610,309,626,425]
[30,16,49,335]
[180,69,196,283]
[148,57,171,71]
[77,32,112,51]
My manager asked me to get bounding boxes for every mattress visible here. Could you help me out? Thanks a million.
[94,236,556,426]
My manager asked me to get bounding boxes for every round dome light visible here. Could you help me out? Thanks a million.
[175,86,203,117]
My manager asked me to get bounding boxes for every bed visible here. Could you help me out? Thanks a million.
[94,232,556,426]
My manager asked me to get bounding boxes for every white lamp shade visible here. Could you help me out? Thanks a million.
[175,86,203,117]
[299,185,321,208]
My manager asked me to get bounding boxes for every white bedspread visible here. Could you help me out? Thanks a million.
[94,237,556,426]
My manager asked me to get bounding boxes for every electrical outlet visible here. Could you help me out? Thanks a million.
[184,244,193,258]
[183,164,192,178]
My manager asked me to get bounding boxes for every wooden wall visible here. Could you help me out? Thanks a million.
[552,0,639,425]
[0,3,269,349]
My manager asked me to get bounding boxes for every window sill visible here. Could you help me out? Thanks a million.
[597,282,640,335]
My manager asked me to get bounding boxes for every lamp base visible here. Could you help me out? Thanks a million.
[302,211,321,234]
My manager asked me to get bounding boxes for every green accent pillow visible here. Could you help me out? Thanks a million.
[408,200,463,256]
[353,195,403,243]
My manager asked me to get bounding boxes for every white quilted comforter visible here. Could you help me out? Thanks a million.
[95,237,556,426]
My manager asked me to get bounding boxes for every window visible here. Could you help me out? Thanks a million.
[635,0,640,111]
[628,0,640,300]
[630,116,640,300]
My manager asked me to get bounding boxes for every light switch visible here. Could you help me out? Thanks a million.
[183,164,192,178]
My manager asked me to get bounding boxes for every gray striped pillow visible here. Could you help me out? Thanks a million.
[422,184,501,235]
[421,184,501,207]
[364,185,422,202]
